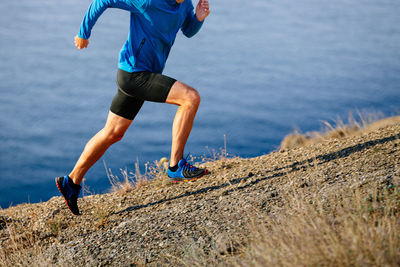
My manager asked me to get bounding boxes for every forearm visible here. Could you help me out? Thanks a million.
[78,0,148,39]
[78,0,110,39]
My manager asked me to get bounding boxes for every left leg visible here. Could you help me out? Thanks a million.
[116,70,207,180]
[165,81,201,166]
[164,80,207,181]
[69,111,133,185]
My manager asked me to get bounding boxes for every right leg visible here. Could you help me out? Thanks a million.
[56,112,131,215]
[165,81,201,167]
[56,77,143,215]
[69,111,132,185]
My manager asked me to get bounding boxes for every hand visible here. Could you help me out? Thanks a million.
[74,35,89,50]
[195,0,210,22]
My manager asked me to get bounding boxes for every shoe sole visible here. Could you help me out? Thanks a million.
[55,178,80,216]
[169,169,208,183]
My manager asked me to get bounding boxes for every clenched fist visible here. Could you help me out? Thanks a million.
[74,35,89,50]
[195,0,210,22]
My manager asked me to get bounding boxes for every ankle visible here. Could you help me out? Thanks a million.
[168,165,179,172]
[67,176,82,190]
[67,174,81,186]
[169,159,179,167]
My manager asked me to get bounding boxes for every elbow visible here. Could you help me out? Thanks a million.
[183,31,195,38]
[182,27,199,38]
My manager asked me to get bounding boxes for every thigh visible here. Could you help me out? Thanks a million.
[110,88,144,121]
[165,80,200,106]
[117,69,176,103]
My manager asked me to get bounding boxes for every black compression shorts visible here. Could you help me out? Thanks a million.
[110,69,176,120]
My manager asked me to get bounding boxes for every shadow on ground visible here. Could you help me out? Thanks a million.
[115,133,400,215]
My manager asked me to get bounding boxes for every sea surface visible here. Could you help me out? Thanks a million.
[1,0,399,208]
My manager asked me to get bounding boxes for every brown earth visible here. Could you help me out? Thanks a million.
[1,121,400,266]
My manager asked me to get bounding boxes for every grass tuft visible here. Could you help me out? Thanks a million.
[280,111,399,150]
[105,157,170,194]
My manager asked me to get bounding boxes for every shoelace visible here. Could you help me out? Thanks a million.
[182,162,197,172]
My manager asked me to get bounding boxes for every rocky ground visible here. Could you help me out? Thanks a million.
[1,122,400,266]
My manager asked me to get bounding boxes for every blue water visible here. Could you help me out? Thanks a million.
[1,0,399,208]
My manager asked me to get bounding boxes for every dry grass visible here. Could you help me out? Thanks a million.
[0,211,52,266]
[281,112,400,150]
[181,185,400,267]
[105,157,170,194]
[236,187,400,267]
[202,134,229,163]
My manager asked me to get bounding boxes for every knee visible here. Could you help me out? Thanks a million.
[103,128,125,144]
[185,88,201,108]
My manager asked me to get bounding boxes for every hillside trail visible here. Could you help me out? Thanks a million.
[1,123,399,266]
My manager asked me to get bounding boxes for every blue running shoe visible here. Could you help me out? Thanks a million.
[55,176,81,215]
[167,158,208,182]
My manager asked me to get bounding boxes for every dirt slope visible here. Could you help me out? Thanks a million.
[1,123,399,266]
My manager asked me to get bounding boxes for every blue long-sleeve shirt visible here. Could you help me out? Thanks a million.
[78,0,204,73]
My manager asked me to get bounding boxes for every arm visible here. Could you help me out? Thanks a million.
[181,0,210,38]
[75,0,149,49]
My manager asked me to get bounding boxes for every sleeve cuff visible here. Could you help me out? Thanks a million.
[78,32,89,40]
[193,13,204,27]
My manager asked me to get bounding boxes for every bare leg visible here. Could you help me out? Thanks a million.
[165,81,201,167]
[69,111,132,184]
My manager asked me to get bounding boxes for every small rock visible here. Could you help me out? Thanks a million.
[300,182,309,188]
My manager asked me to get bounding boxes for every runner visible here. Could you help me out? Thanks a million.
[56,0,210,215]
